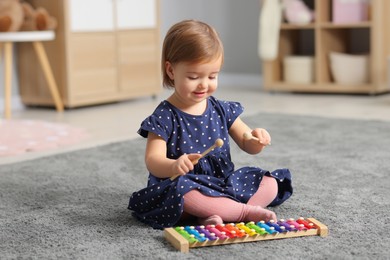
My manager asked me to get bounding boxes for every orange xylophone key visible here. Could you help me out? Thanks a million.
[225,223,247,238]
[215,224,238,238]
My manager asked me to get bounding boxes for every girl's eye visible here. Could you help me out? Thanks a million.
[209,76,217,80]
[188,77,198,80]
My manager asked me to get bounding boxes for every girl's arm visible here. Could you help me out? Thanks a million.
[144,132,201,179]
[229,117,271,154]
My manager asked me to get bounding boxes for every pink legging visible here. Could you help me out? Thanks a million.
[183,176,278,223]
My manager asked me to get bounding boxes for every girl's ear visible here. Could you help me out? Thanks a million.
[165,61,174,80]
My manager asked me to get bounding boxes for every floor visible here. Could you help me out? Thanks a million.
[1,84,390,165]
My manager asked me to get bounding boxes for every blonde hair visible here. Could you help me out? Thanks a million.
[161,20,224,88]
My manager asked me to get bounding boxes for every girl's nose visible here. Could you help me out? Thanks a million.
[198,79,207,89]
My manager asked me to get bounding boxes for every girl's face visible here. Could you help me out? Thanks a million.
[166,57,222,107]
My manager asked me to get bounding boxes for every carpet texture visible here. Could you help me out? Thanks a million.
[1,113,389,259]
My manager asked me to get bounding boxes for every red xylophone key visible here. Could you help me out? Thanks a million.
[297,217,315,229]
[215,224,238,238]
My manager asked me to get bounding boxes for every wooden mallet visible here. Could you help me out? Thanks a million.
[170,138,224,181]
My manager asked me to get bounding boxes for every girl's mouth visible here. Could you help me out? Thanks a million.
[193,91,206,97]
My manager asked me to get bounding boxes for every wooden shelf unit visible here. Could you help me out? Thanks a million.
[262,0,390,94]
[17,0,161,108]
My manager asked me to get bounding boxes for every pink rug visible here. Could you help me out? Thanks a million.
[0,119,89,157]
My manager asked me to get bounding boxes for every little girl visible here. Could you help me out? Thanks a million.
[128,20,292,229]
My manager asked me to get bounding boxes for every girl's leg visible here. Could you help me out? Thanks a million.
[247,176,278,207]
[183,190,276,225]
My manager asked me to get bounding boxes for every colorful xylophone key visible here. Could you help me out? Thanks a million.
[215,224,238,238]
[184,226,207,242]
[266,220,287,233]
[277,219,296,231]
[246,221,268,235]
[297,217,315,229]
[174,227,197,243]
[236,222,258,236]
[206,224,228,240]
[257,221,277,234]
[287,218,306,231]
[195,225,218,241]
[225,223,247,238]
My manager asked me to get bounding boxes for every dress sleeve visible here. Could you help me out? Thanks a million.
[219,100,244,129]
[137,114,171,142]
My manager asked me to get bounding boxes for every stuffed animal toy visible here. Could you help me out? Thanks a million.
[0,0,57,32]
[20,2,57,31]
[258,0,314,60]
[0,0,24,32]
[282,0,314,24]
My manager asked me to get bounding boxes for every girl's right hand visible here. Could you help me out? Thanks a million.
[171,153,202,177]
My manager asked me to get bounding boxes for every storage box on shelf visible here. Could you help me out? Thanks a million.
[17,0,161,108]
[262,0,390,94]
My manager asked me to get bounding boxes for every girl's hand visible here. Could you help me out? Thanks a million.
[171,153,202,177]
[252,128,271,146]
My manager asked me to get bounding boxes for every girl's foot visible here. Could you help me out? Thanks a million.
[245,205,277,223]
[198,215,223,226]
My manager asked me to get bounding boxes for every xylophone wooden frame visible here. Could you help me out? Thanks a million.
[164,218,328,253]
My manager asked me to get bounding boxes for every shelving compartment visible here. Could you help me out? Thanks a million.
[262,0,390,94]
[319,27,370,87]
[264,28,315,87]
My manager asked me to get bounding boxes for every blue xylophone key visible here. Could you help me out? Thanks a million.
[257,221,277,234]
[184,226,207,242]
[266,220,287,233]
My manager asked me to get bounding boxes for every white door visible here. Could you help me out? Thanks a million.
[69,0,115,32]
[116,0,156,29]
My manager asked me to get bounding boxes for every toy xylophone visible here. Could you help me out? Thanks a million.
[164,217,328,253]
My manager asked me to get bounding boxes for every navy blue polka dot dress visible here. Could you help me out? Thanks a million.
[128,96,292,229]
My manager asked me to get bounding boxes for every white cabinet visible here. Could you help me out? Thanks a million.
[69,0,114,32]
[116,0,157,29]
[69,0,157,32]
[18,0,161,108]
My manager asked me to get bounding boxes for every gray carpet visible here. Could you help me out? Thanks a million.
[1,113,389,260]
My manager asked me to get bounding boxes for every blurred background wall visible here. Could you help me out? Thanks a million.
[0,0,262,103]
[160,0,262,78]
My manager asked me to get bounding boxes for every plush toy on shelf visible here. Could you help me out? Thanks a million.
[20,2,57,31]
[258,0,314,61]
[0,0,57,32]
[0,0,24,32]
[282,0,314,25]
